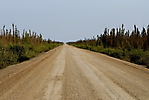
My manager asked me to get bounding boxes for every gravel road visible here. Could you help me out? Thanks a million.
[0,44,149,100]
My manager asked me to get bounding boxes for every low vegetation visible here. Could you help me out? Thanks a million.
[0,24,63,69]
[67,24,149,68]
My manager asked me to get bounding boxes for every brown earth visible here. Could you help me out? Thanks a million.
[0,44,149,100]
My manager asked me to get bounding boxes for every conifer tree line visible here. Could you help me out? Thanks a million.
[69,24,149,50]
[0,24,61,45]
[67,24,149,68]
[0,24,63,69]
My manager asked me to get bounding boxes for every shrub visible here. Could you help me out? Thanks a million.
[0,43,61,69]
[129,49,144,64]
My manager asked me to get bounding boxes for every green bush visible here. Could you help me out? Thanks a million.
[0,43,61,69]
[109,50,123,59]
[0,50,18,69]
[129,49,144,64]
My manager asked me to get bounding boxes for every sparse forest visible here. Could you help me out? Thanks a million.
[0,24,63,69]
[67,24,149,68]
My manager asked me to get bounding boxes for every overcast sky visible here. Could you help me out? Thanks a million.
[0,0,149,42]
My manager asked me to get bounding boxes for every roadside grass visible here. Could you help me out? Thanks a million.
[0,43,62,69]
[71,44,149,68]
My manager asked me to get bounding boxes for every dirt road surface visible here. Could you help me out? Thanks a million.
[0,44,149,100]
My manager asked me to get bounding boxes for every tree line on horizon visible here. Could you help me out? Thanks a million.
[0,24,63,69]
[69,24,149,50]
[67,24,149,68]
